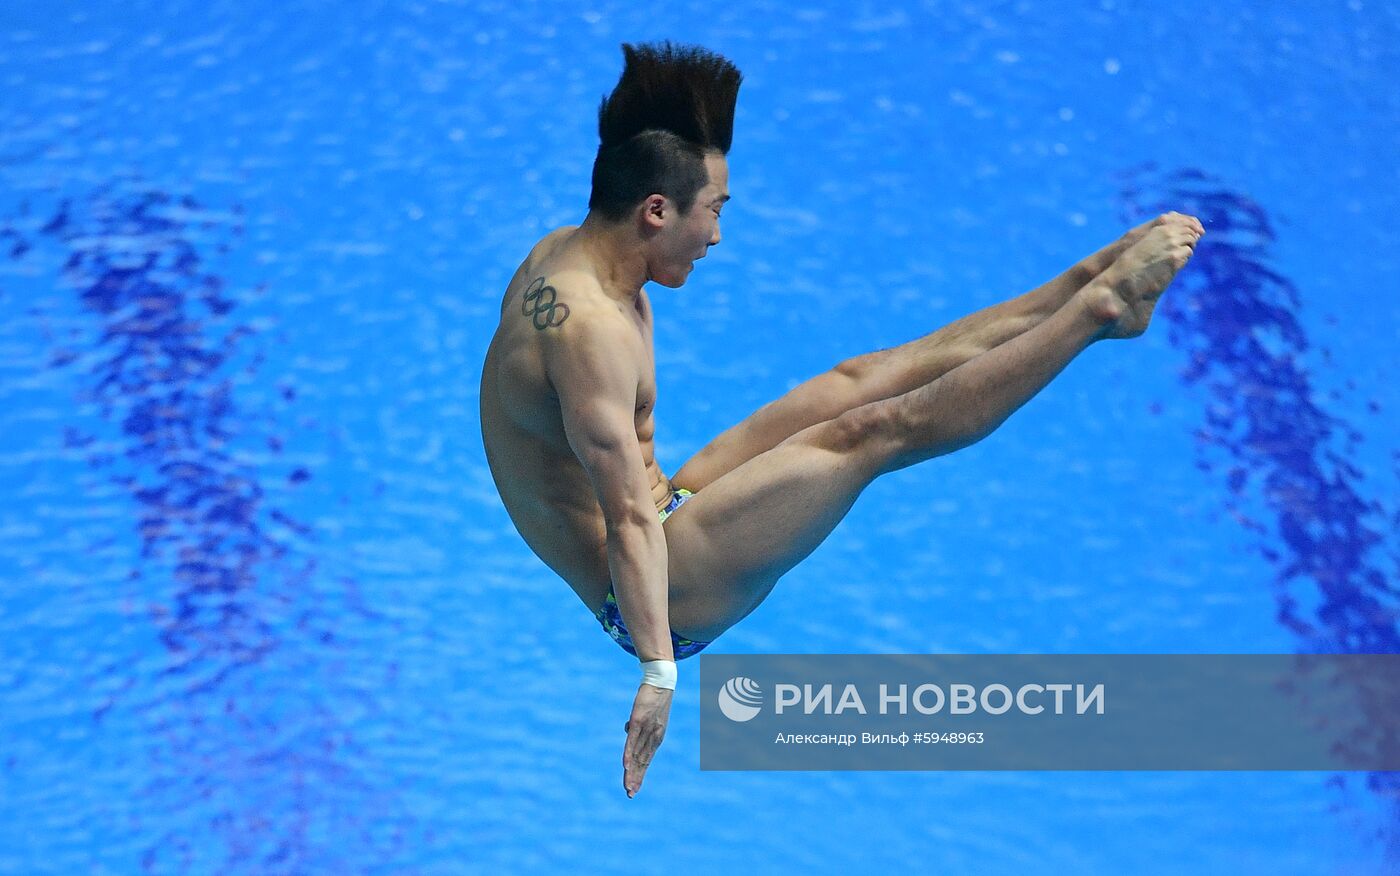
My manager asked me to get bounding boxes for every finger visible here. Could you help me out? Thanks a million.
[624,747,644,783]
[623,722,654,775]
[623,724,641,768]
[622,738,640,796]
[625,752,651,796]
[623,753,647,796]
[624,727,662,795]
[625,725,652,767]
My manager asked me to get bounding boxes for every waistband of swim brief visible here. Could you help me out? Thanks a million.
[659,488,692,521]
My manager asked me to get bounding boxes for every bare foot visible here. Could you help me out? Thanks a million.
[1119,211,1204,252]
[1083,218,1203,339]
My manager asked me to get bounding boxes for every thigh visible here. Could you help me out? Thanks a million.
[670,365,863,493]
[664,405,894,642]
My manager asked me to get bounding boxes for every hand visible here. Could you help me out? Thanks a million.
[622,681,673,798]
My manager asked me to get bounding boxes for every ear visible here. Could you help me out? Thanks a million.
[639,194,668,230]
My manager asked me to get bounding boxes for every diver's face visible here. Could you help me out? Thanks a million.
[648,152,728,288]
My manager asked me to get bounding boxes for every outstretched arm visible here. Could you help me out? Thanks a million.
[548,320,672,664]
[544,313,674,798]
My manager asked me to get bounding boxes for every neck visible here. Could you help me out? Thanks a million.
[574,212,650,303]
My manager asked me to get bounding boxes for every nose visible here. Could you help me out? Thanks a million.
[710,226,721,246]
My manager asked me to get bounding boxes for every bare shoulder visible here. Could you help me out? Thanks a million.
[496,228,640,373]
[531,278,641,370]
[497,225,578,312]
[507,243,627,342]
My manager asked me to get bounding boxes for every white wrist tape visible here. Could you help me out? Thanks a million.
[640,659,677,690]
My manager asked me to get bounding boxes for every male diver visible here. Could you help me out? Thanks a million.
[479,41,1204,797]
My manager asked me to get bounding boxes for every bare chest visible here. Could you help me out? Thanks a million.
[631,291,658,421]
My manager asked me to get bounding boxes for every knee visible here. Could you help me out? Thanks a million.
[806,399,900,461]
[831,355,866,383]
[832,351,883,385]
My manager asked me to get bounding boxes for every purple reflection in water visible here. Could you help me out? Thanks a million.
[1120,164,1400,811]
[11,182,403,871]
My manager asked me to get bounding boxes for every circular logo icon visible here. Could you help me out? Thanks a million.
[718,676,763,722]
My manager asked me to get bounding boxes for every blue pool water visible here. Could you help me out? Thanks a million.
[2,1,1398,873]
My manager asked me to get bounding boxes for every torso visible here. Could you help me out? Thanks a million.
[479,226,675,613]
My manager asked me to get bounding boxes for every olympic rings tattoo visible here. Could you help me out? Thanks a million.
[521,277,570,330]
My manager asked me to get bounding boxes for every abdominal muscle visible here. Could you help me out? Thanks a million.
[481,410,676,614]
[490,448,616,612]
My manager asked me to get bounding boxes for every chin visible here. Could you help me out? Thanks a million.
[647,261,695,289]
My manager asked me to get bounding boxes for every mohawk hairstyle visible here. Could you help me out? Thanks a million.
[597,41,742,153]
[588,42,743,222]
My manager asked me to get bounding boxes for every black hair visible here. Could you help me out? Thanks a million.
[588,41,742,222]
